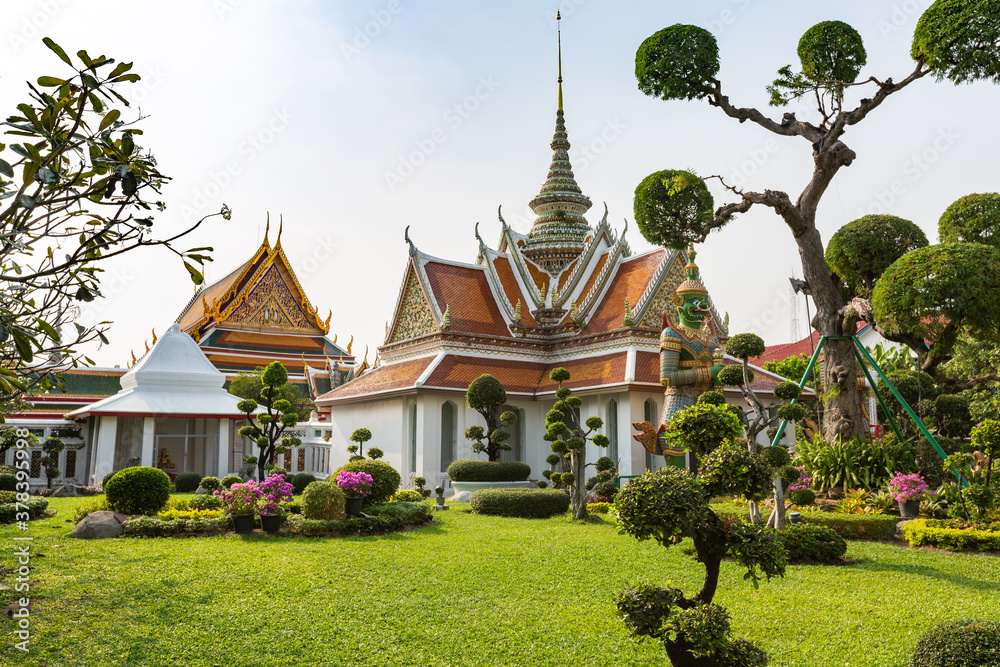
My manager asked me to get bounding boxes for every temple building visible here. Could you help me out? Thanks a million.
[315,26,804,491]
[6,225,353,488]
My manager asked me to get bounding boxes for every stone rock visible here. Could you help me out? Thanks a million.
[51,485,80,498]
[194,487,208,495]
[70,511,124,539]
[448,491,473,503]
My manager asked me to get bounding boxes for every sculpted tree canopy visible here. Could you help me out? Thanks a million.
[0,38,229,415]
[631,1,1000,441]
[825,215,929,299]
[938,192,1000,249]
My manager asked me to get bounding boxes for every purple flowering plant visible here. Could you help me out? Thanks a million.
[336,470,373,498]
[215,480,264,516]
[788,466,812,493]
[888,472,933,503]
[257,473,294,515]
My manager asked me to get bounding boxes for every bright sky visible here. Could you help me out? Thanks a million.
[3,0,997,367]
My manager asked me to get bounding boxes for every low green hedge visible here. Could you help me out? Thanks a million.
[366,501,432,525]
[470,489,570,518]
[711,504,898,541]
[779,523,847,563]
[908,619,1000,666]
[447,459,531,482]
[123,515,232,536]
[902,519,1000,552]
[0,498,49,524]
[284,513,406,536]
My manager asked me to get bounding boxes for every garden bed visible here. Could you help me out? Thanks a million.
[711,503,899,541]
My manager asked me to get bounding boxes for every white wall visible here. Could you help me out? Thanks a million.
[326,397,405,476]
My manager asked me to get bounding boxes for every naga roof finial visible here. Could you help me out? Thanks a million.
[347,335,354,354]
[404,225,416,255]
[264,212,270,245]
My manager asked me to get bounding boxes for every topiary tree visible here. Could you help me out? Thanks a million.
[236,361,302,482]
[334,459,401,505]
[938,192,1000,250]
[719,333,806,528]
[38,436,64,489]
[348,427,371,461]
[465,374,517,462]
[825,215,929,299]
[631,2,1000,444]
[615,458,784,667]
[543,367,611,521]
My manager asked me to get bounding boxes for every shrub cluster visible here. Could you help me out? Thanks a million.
[908,619,1000,667]
[123,514,232,536]
[284,513,407,536]
[366,501,432,525]
[391,489,424,503]
[790,488,816,506]
[174,471,202,493]
[291,472,316,495]
[0,490,16,504]
[301,481,346,520]
[198,476,222,492]
[902,519,1000,552]
[221,474,243,489]
[446,459,531,482]
[0,473,17,491]
[334,460,401,504]
[587,502,613,515]
[104,467,171,516]
[470,488,570,518]
[779,524,847,563]
[712,503,898,541]
[189,494,223,511]
[0,498,48,524]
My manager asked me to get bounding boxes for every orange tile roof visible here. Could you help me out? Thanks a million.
[316,355,436,401]
[524,258,550,293]
[176,262,254,332]
[635,350,660,384]
[576,252,608,306]
[557,257,580,293]
[491,256,538,326]
[424,352,628,395]
[583,250,665,335]
[423,262,509,337]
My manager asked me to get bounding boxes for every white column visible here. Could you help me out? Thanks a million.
[140,417,155,467]
[217,419,230,477]
[93,416,118,483]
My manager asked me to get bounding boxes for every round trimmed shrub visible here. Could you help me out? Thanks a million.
[189,494,223,511]
[199,476,222,492]
[301,481,346,520]
[221,474,242,488]
[392,489,424,503]
[470,489,570,518]
[291,472,316,495]
[908,619,1000,667]
[779,524,847,563]
[0,473,16,492]
[104,466,171,516]
[335,459,401,504]
[790,488,816,506]
[100,470,118,488]
[446,459,531,482]
[174,471,202,493]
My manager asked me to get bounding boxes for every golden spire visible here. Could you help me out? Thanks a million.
[264,212,270,245]
[347,335,353,354]
[276,214,283,247]
[151,328,157,344]
[557,9,563,111]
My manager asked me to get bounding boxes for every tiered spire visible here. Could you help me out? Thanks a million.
[521,10,593,275]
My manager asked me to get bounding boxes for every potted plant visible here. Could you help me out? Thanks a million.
[888,472,932,518]
[258,473,294,534]
[215,481,263,534]
[336,470,373,517]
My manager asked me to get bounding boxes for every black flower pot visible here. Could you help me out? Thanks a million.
[345,496,363,517]
[232,514,254,534]
[899,499,920,519]
[260,514,284,534]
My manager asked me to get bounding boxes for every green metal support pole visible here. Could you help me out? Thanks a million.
[770,336,827,447]
[851,344,906,445]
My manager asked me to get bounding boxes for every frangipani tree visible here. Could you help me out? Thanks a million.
[631,1,1000,442]
[236,361,301,482]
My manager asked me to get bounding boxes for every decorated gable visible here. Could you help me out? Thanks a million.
[387,268,439,344]
[224,263,319,332]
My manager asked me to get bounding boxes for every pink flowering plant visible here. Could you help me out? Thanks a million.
[888,472,933,503]
[257,473,294,515]
[788,466,812,492]
[214,480,264,516]
[336,470,373,498]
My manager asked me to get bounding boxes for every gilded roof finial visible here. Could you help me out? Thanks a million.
[557,9,563,111]
[275,214,283,247]
[332,333,338,345]
[264,212,270,245]
[324,309,332,331]
[151,328,157,344]
[347,335,354,354]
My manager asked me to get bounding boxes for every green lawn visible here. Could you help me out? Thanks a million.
[1,497,999,667]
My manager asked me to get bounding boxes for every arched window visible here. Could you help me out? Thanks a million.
[498,405,523,462]
[606,399,619,465]
[441,401,457,471]
[409,402,418,474]
[644,397,658,471]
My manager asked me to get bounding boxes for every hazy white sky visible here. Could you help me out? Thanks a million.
[3,1,997,367]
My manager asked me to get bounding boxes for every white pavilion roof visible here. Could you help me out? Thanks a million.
[68,324,245,419]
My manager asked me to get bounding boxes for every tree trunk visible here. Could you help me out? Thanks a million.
[664,640,721,667]
[570,449,588,520]
[766,471,786,530]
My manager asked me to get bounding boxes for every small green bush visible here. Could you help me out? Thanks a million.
[0,498,48,524]
[301,481,346,520]
[908,619,1000,667]
[123,514,232,537]
[470,488,570,518]
[334,459,401,504]
[446,459,531,482]
[587,502,613,514]
[73,496,109,524]
[199,476,222,492]
[790,488,816,506]
[221,475,242,488]
[779,524,847,563]
[367,501,432,525]
[0,464,15,475]
[291,473,316,495]
[100,470,118,488]
[392,489,424,503]
[0,473,16,492]
[902,519,1000,552]
[280,501,302,514]
[174,471,202,493]
[0,490,17,504]
[104,467,172,516]
[189,494,223,511]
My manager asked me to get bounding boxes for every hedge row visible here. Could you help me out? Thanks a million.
[446,459,531,482]
[902,519,1000,552]
[366,501,432,525]
[284,513,405,536]
[0,498,49,524]
[123,515,232,536]
[711,504,898,541]
[470,489,569,518]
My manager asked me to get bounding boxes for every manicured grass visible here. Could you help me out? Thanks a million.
[1,497,999,666]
